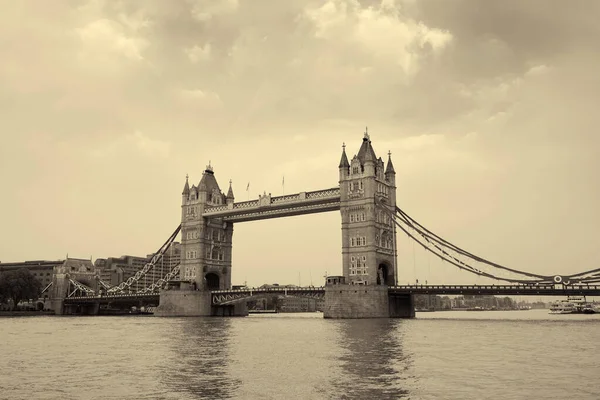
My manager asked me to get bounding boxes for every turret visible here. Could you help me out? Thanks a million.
[182,174,190,204]
[362,129,376,177]
[385,151,396,185]
[338,143,350,180]
[226,180,235,206]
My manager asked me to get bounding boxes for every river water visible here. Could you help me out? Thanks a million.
[0,310,598,400]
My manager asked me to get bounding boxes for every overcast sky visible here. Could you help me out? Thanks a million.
[1,0,599,287]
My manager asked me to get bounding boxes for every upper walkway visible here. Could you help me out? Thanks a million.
[202,187,340,222]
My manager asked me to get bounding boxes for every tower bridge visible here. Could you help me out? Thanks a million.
[48,130,600,318]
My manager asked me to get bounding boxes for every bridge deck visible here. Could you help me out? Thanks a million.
[63,284,600,306]
[388,285,600,296]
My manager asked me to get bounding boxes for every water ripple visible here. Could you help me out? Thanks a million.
[0,310,599,399]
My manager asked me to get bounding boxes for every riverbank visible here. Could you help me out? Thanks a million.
[0,310,55,317]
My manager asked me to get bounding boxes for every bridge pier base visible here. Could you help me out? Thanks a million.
[323,285,415,318]
[388,293,415,318]
[154,289,212,316]
[212,302,248,317]
[60,302,100,316]
[323,285,388,318]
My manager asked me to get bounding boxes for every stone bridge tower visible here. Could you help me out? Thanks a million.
[338,130,397,286]
[180,164,234,291]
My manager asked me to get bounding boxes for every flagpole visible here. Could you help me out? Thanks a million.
[282,176,285,196]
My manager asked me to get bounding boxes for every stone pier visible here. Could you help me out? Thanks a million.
[323,284,390,318]
[155,282,248,317]
[323,281,415,319]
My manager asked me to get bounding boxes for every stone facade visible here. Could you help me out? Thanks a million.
[323,285,390,318]
[339,131,398,286]
[180,164,234,291]
[154,289,212,317]
[50,258,98,314]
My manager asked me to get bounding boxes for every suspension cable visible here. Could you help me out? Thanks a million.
[377,200,546,283]
[395,206,548,279]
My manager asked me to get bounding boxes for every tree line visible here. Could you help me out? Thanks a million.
[0,269,42,310]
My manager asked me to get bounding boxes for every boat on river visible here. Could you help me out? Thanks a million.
[549,297,598,314]
[549,300,576,314]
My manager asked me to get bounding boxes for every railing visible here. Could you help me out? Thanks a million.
[65,292,159,301]
[205,204,228,212]
[388,284,600,296]
[204,187,340,215]
[233,200,260,209]
[271,194,301,204]
[390,284,600,290]
[306,188,340,199]
[211,286,325,305]
[212,286,325,294]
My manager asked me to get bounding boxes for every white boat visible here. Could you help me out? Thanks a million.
[549,296,599,314]
[549,300,575,314]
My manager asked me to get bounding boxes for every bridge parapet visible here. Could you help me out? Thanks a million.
[232,200,260,209]
[389,284,600,296]
[306,188,340,199]
[203,187,341,220]
[211,286,325,305]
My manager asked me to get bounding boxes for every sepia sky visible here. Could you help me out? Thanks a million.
[1,0,599,287]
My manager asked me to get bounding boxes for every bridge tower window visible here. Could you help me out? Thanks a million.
[186,251,197,259]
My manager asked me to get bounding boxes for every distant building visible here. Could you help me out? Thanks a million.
[94,242,181,289]
[0,258,96,309]
[0,260,64,296]
[94,255,150,289]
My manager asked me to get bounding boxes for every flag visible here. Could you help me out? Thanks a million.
[246,182,250,191]
[282,176,285,186]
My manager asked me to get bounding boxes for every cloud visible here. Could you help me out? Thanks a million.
[76,18,149,62]
[189,0,239,22]
[178,88,223,110]
[184,44,212,63]
[304,0,453,77]
[525,64,550,77]
[91,131,171,159]
[2,0,599,284]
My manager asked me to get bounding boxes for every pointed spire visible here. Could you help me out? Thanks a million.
[339,142,349,168]
[182,174,190,195]
[385,150,396,174]
[364,141,375,164]
[226,179,235,199]
[357,128,378,164]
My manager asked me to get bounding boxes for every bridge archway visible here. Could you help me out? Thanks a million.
[205,273,220,290]
[377,263,390,286]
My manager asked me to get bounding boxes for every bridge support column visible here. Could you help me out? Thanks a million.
[323,285,390,318]
[212,302,248,317]
[154,289,213,317]
[50,272,69,315]
[323,285,415,318]
[388,293,415,318]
